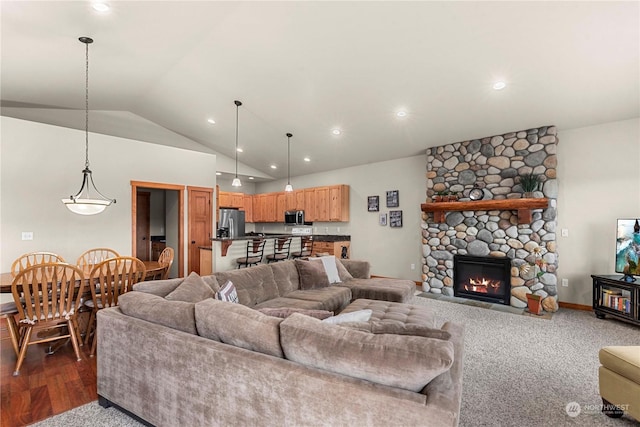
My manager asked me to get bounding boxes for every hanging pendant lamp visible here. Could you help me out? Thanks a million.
[231,100,243,187]
[284,133,293,192]
[62,37,116,215]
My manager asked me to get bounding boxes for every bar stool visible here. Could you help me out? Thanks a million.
[236,239,266,268]
[266,237,292,263]
[291,236,313,259]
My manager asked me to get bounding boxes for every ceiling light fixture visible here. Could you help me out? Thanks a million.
[216,172,222,176]
[493,81,507,90]
[92,3,110,12]
[284,133,293,192]
[231,100,242,187]
[331,128,341,136]
[396,110,407,118]
[249,177,254,180]
[61,37,116,215]
[304,157,310,162]
[207,118,216,124]
[236,147,243,153]
[270,165,277,169]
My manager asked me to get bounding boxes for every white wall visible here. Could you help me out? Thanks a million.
[556,118,640,306]
[256,155,427,281]
[0,117,217,274]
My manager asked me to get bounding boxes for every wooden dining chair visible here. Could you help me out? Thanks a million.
[11,252,66,277]
[266,237,293,263]
[152,247,174,280]
[84,256,146,357]
[76,248,120,269]
[11,263,85,376]
[236,239,266,268]
[291,236,314,259]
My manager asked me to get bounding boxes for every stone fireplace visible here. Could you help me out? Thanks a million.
[421,125,559,312]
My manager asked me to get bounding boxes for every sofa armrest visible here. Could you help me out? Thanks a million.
[339,259,370,279]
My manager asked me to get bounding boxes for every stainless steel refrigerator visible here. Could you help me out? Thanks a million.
[219,209,245,238]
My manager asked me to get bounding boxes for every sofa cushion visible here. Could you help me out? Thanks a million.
[269,260,301,295]
[280,313,455,392]
[284,286,352,312]
[294,259,330,289]
[337,278,415,303]
[257,307,334,320]
[341,299,435,327]
[118,291,197,335]
[217,280,239,303]
[214,264,280,307]
[309,256,341,283]
[338,259,370,279]
[254,297,325,310]
[133,277,184,297]
[195,298,284,358]
[335,258,354,282]
[165,272,215,303]
[322,309,372,324]
[341,320,452,340]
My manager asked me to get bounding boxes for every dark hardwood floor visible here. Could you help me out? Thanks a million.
[0,317,97,427]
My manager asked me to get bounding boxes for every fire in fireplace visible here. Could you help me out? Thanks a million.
[454,255,511,305]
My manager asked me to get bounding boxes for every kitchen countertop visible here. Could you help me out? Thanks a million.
[211,234,350,242]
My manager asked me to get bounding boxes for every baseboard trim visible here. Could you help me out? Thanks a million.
[558,301,592,311]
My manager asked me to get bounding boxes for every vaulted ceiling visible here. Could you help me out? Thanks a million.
[2,1,638,182]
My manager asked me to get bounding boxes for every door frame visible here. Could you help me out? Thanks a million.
[131,180,185,277]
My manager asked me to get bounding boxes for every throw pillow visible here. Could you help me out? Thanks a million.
[217,280,239,303]
[294,259,330,290]
[334,258,354,282]
[165,272,215,303]
[322,309,372,324]
[280,313,455,392]
[257,307,334,320]
[309,256,341,284]
[118,291,198,335]
[195,298,284,358]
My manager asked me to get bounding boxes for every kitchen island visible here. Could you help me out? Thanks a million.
[208,234,350,272]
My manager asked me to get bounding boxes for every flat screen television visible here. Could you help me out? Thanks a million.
[616,218,640,282]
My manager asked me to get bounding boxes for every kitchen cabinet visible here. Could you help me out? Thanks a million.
[218,190,244,209]
[243,194,253,223]
[304,189,317,222]
[294,190,304,210]
[329,185,350,222]
[312,241,350,259]
[315,187,330,221]
[276,192,287,221]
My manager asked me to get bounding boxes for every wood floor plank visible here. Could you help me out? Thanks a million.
[29,385,52,423]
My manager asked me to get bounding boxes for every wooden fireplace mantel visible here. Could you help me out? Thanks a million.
[420,198,549,224]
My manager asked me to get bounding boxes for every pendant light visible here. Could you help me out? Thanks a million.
[284,133,293,192]
[231,100,242,187]
[62,37,116,215]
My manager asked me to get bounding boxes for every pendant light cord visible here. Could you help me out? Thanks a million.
[84,39,90,170]
[235,103,239,177]
[287,134,291,184]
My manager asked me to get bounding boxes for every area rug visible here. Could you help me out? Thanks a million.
[32,296,639,426]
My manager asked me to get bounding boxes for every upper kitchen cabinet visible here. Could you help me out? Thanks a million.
[243,194,253,223]
[304,188,317,222]
[315,186,330,221]
[329,185,349,222]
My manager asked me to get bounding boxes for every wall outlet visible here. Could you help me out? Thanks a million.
[337,227,341,233]
[561,279,569,287]
[325,227,329,233]
[21,231,33,241]
[561,228,569,237]
[410,263,416,270]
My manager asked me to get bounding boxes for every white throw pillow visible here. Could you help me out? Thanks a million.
[322,309,373,324]
[217,280,239,303]
[309,255,341,284]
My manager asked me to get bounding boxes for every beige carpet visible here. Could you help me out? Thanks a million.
[32,296,640,426]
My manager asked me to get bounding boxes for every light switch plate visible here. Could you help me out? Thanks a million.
[561,228,569,237]
[22,231,34,241]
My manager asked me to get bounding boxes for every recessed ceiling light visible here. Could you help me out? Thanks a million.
[236,147,243,153]
[331,129,341,136]
[207,118,216,124]
[270,165,277,169]
[216,172,222,176]
[396,111,407,118]
[92,2,110,12]
[493,81,507,90]
[303,157,311,162]
[249,177,254,180]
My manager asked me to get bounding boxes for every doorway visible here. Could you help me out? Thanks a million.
[187,186,213,274]
[131,181,184,278]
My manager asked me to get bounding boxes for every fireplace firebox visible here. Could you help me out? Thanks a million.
[453,255,511,305]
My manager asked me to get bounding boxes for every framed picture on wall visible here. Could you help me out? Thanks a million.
[379,213,387,226]
[367,195,380,212]
[386,190,399,208]
[389,210,403,228]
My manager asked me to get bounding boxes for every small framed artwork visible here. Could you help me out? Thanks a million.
[386,190,399,208]
[379,213,387,226]
[367,195,380,212]
[389,210,403,228]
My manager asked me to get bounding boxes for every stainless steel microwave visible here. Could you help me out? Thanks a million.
[285,210,305,225]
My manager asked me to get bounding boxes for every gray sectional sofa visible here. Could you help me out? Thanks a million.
[96,258,465,426]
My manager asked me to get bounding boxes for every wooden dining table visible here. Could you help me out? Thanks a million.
[0,260,166,293]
